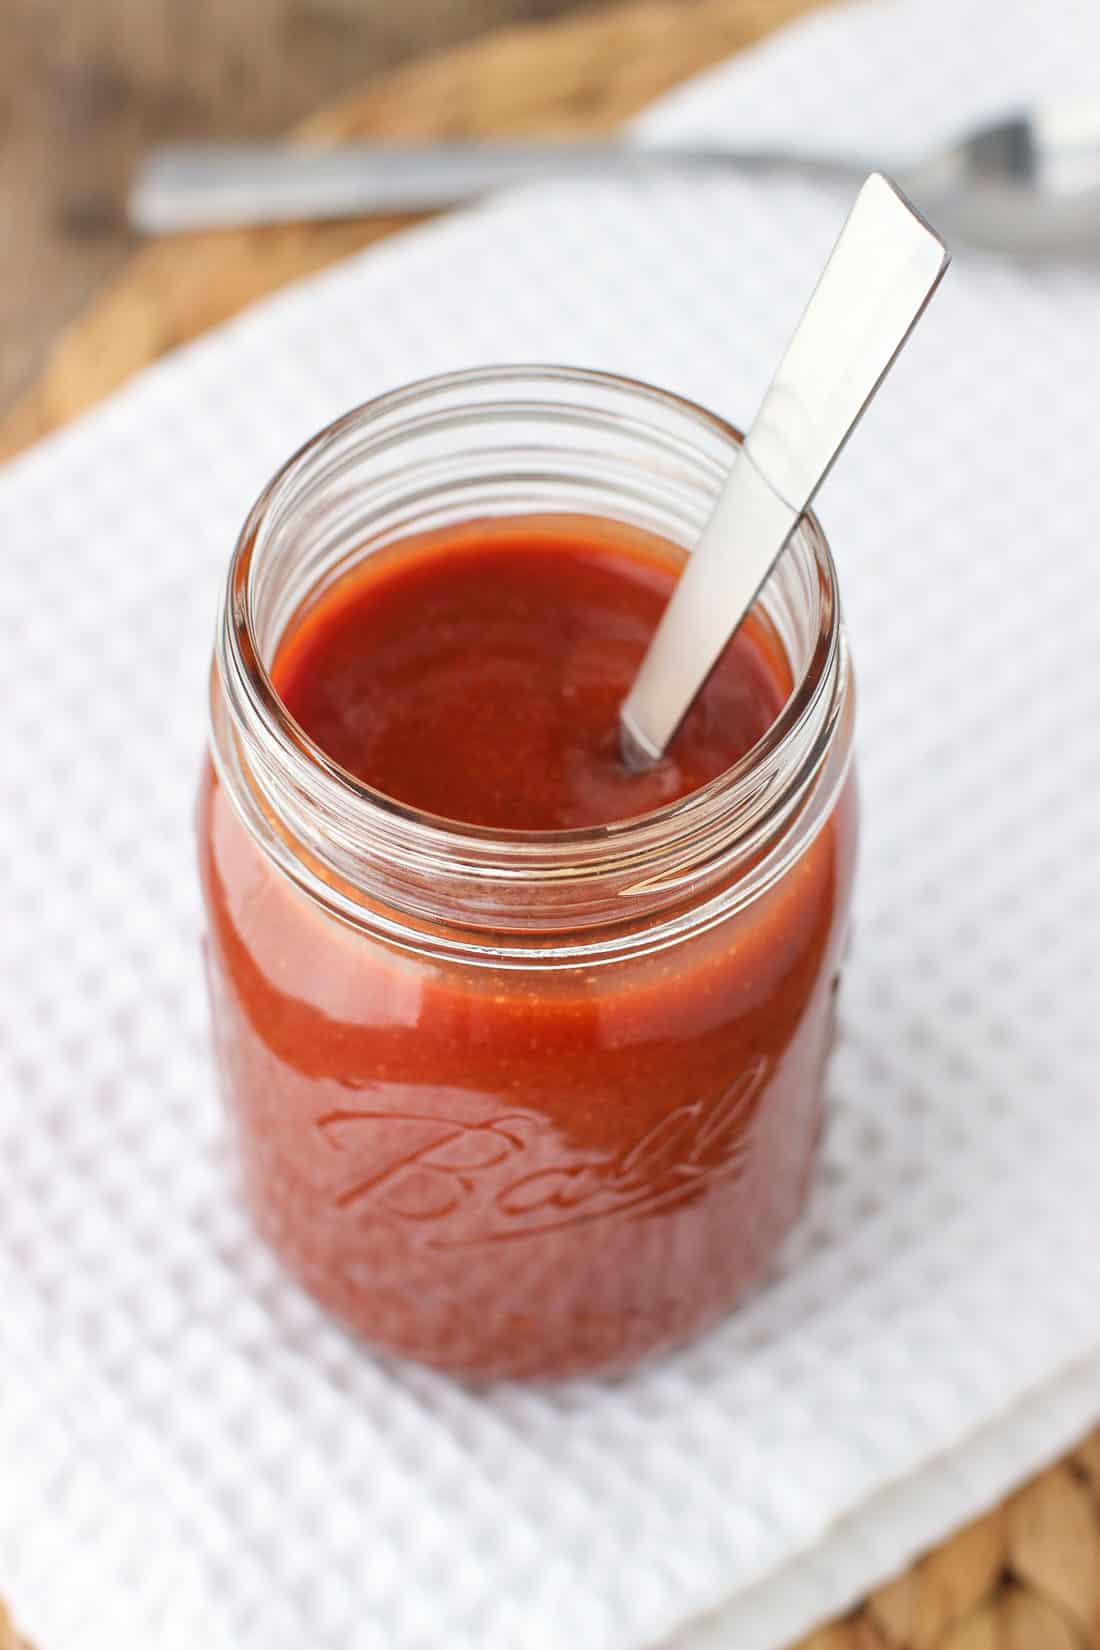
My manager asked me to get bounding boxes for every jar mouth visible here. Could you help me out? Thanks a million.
[214,366,850,946]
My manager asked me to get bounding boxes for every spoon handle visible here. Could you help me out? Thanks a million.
[129,141,868,233]
[620,172,949,766]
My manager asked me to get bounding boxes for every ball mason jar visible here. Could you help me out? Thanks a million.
[198,367,858,1380]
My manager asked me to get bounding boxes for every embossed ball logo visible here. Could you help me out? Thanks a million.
[316,1057,769,1247]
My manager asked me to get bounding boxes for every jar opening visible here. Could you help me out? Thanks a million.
[211,367,852,958]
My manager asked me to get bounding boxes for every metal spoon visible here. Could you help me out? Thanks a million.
[620,172,949,767]
[130,99,1100,254]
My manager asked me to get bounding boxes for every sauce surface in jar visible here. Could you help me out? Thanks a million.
[272,519,787,830]
[199,515,856,1379]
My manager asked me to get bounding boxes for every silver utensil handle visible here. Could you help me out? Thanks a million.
[621,173,949,764]
[130,142,659,232]
[129,141,867,233]
[746,176,948,505]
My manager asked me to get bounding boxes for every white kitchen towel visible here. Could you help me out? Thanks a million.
[2,1,1099,1647]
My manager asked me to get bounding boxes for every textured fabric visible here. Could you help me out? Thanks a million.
[2,1,1099,1647]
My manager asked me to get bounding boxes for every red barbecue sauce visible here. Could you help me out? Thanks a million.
[198,517,856,1377]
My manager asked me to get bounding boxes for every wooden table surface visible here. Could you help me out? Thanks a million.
[3,2,1100,1646]
[0,0,606,414]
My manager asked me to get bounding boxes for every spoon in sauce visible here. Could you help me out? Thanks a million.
[620,172,950,768]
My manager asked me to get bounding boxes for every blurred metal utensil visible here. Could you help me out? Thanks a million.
[130,98,1100,255]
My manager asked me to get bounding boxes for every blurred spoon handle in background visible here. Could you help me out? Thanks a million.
[128,99,1100,254]
[130,139,864,225]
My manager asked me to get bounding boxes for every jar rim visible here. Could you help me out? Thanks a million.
[225,365,839,848]
[212,365,852,955]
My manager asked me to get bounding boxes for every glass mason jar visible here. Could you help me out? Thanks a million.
[198,367,858,1381]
